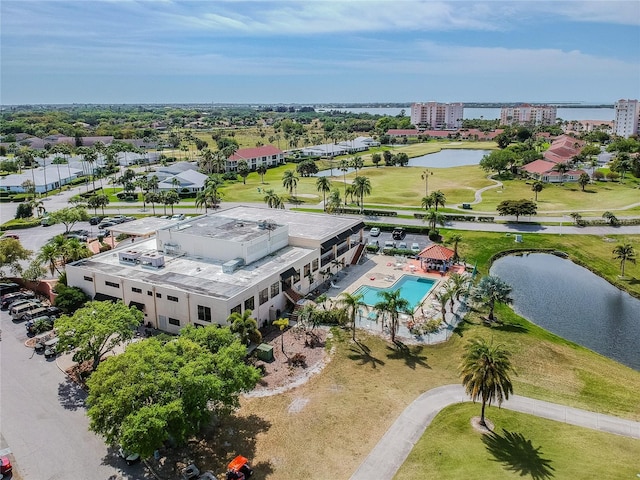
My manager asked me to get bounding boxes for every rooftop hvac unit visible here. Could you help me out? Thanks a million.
[222,257,245,274]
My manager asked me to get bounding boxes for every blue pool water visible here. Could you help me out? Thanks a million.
[353,275,436,310]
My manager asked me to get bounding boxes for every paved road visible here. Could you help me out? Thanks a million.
[0,309,148,479]
[350,384,640,480]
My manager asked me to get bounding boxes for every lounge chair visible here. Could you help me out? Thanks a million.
[367,311,379,321]
[330,282,340,288]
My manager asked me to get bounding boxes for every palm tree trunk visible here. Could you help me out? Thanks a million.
[480,399,487,426]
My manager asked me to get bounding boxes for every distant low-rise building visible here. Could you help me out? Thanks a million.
[226,145,285,172]
[500,104,557,126]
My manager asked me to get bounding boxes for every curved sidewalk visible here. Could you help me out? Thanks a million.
[350,384,640,480]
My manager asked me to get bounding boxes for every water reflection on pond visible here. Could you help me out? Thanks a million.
[490,253,640,371]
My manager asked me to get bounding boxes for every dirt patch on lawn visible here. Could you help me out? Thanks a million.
[245,326,332,398]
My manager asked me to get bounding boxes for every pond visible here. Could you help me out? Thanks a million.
[490,253,640,371]
[316,149,488,176]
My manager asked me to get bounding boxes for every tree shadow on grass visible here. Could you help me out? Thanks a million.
[57,378,87,411]
[385,341,430,370]
[347,340,385,369]
[490,321,529,334]
[482,428,555,480]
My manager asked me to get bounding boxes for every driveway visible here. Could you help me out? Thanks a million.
[350,384,640,480]
[0,309,149,479]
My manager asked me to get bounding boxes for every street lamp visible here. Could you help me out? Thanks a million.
[421,169,433,197]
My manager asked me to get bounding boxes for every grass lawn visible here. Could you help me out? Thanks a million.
[227,231,640,479]
[395,403,640,480]
[478,178,640,214]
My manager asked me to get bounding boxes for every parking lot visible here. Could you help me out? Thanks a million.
[0,305,148,479]
[365,227,432,254]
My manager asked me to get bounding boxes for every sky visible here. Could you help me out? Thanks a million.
[1,0,639,105]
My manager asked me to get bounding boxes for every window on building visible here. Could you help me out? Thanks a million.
[168,317,180,326]
[167,295,179,302]
[259,288,269,305]
[244,297,255,311]
[293,269,300,284]
[270,282,279,298]
[83,276,93,282]
[230,304,241,315]
[303,263,310,278]
[156,292,162,298]
[147,291,153,296]
[312,259,319,272]
[197,305,212,322]
[132,287,142,294]
[105,281,119,288]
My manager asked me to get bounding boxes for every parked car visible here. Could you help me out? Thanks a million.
[40,216,53,226]
[392,227,406,240]
[383,240,396,252]
[410,243,421,253]
[44,306,62,318]
[44,337,60,358]
[1,233,20,240]
[22,307,50,322]
[98,221,116,229]
[171,213,185,220]
[398,241,408,250]
[369,227,381,237]
[66,233,88,242]
[118,447,141,466]
[1,291,35,309]
[0,282,20,295]
[10,301,43,321]
[5,298,34,311]
[0,455,12,475]
[89,216,105,225]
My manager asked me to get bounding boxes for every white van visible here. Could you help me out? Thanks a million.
[11,301,42,320]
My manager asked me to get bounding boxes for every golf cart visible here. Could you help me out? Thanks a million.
[226,455,253,480]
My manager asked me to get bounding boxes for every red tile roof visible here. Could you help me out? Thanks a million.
[418,244,455,261]
[228,145,283,161]
[387,129,420,136]
[522,159,557,174]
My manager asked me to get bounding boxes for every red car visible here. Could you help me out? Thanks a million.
[0,455,12,474]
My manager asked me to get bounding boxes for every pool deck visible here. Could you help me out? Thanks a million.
[326,254,469,345]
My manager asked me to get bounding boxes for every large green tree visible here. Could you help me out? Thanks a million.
[55,300,143,371]
[0,237,32,277]
[496,199,537,222]
[459,337,515,427]
[86,327,260,458]
[316,177,332,211]
[471,275,513,321]
[282,170,298,198]
[47,206,90,233]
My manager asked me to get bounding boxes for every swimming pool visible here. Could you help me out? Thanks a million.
[353,275,436,310]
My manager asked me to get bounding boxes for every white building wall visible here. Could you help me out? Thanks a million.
[410,102,464,129]
[614,99,639,138]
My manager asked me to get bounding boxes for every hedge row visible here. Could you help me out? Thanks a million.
[339,208,397,216]
[413,213,495,223]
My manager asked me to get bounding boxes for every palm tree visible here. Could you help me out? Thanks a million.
[273,317,289,358]
[228,310,262,345]
[424,209,446,231]
[434,291,449,324]
[578,173,590,191]
[553,162,569,183]
[36,150,49,197]
[531,180,544,201]
[602,211,619,226]
[448,233,463,263]
[431,190,446,211]
[351,155,364,175]
[459,337,515,427]
[339,159,350,204]
[351,176,372,213]
[326,189,342,214]
[199,148,215,174]
[337,291,366,341]
[316,177,332,211]
[282,170,298,198]
[373,290,411,344]
[256,164,267,184]
[470,275,513,322]
[612,243,636,278]
[449,272,470,301]
[263,189,283,209]
[421,195,434,211]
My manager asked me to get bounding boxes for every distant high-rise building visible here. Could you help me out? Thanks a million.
[613,99,639,138]
[410,102,464,130]
[500,104,557,126]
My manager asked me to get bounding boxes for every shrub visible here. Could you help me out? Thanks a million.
[428,229,442,242]
[287,353,307,368]
[15,202,33,219]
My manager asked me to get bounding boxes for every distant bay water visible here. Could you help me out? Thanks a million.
[333,107,615,121]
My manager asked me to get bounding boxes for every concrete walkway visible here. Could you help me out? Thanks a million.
[350,384,640,480]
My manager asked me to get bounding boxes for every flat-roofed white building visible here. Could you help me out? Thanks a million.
[614,99,639,138]
[66,207,365,334]
[410,102,464,130]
